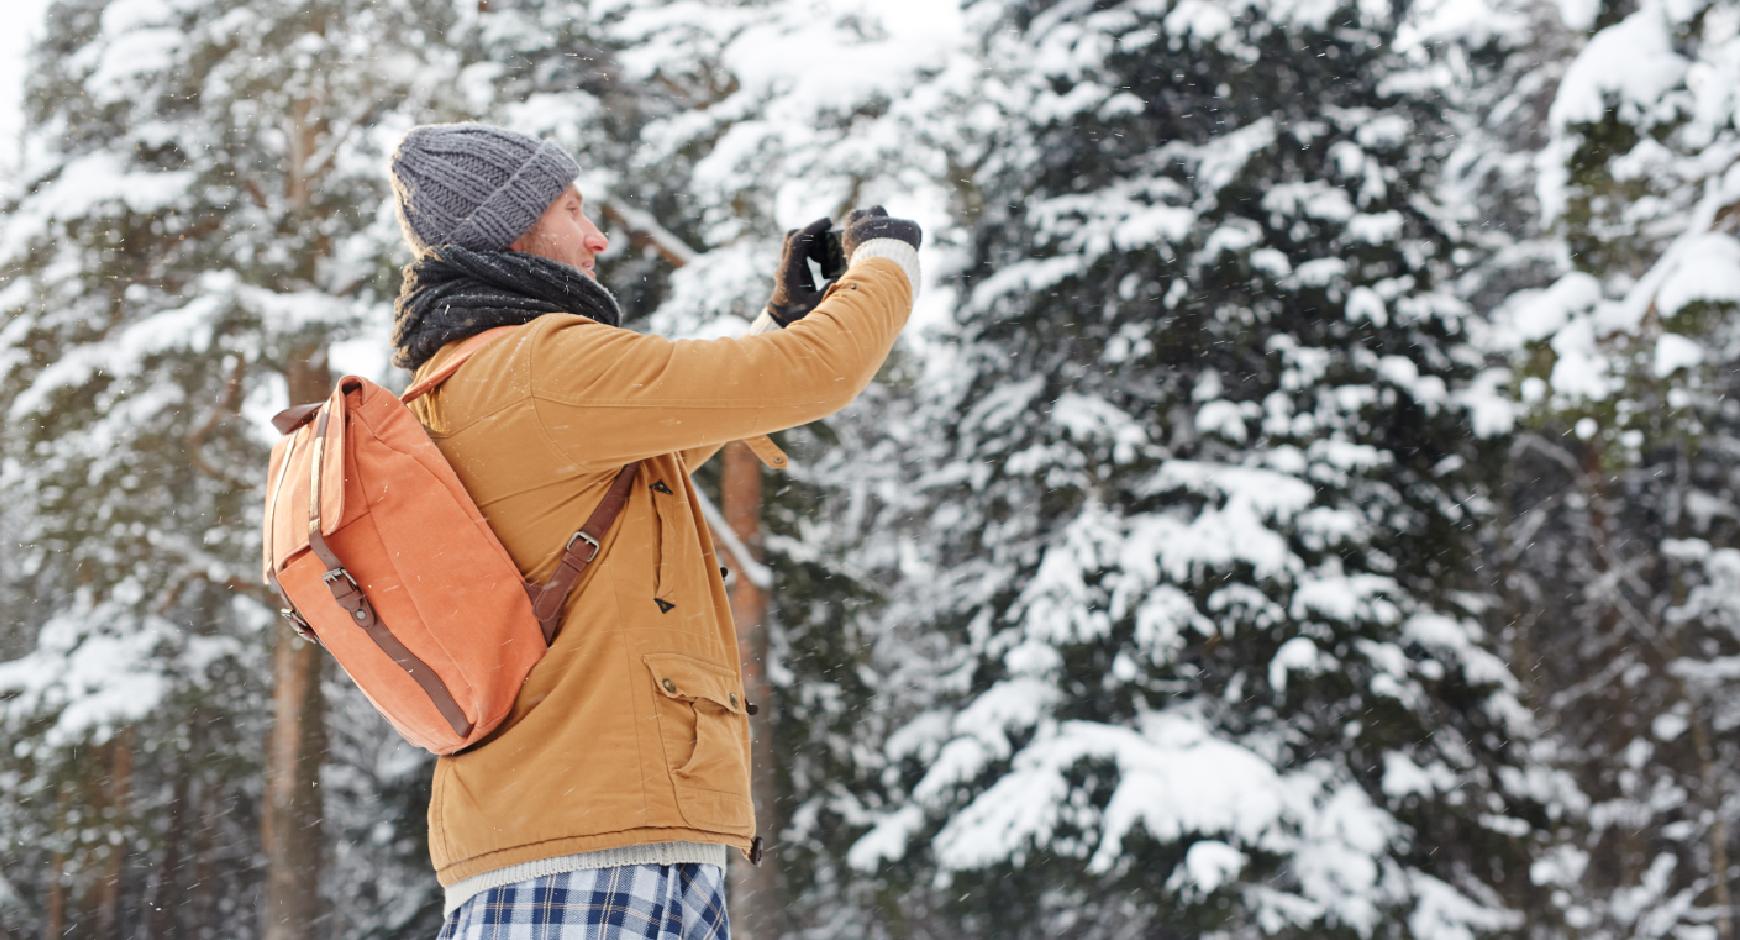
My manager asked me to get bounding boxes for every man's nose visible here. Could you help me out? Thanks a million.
[585,225,608,254]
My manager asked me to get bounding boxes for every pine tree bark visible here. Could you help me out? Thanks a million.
[44,787,66,940]
[97,730,133,935]
[722,440,785,939]
[261,350,330,940]
[151,751,189,940]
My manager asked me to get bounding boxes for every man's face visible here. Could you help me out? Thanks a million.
[509,183,609,279]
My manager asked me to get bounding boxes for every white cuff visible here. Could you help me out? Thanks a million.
[750,309,783,334]
[849,238,921,298]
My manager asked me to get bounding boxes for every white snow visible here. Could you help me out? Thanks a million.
[1654,233,1740,316]
[8,296,219,420]
[1653,333,1702,377]
[1507,273,1600,342]
[0,0,47,182]
[1270,636,1330,693]
[1558,0,1599,30]
[1550,7,1687,128]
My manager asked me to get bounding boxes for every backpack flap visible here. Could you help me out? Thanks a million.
[309,381,352,539]
[263,420,315,578]
[262,382,355,579]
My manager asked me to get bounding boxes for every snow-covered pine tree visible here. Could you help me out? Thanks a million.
[849,2,1545,935]
[1426,3,1594,932]
[1491,1,1740,934]
[0,3,266,932]
[0,1,466,935]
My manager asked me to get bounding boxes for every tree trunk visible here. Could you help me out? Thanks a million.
[261,350,331,940]
[44,779,74,940]
[151,752,189,940]
[722,440,784,939]
[45,850,65,940]
[97,730,133,936]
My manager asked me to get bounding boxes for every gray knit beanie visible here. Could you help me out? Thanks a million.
[389,123,581,255]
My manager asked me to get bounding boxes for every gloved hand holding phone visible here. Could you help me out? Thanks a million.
[761,207,923,328]
[764,216,834,327]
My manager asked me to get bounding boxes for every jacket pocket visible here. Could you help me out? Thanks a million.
[643,652,752,830]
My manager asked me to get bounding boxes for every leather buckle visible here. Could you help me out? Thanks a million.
[280,607,318,644]
[322,567,361,596]
[564,530,601,563]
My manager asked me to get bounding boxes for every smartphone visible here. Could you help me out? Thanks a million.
[817,228,848,281]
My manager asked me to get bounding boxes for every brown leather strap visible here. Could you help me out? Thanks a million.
[529,462,641,642]
[271,401,323,435]
[266,570,318,645]
[307,406,380,629]
[401,326,521,404]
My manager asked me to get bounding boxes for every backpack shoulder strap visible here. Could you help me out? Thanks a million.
[529,462,641,643]
[401,325,522,404]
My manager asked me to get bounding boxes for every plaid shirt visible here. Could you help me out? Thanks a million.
[437,863,729,939]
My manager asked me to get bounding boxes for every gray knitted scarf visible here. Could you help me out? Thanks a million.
[391,245,623,371]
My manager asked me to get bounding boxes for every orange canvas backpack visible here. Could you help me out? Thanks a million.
[259,326,636,755]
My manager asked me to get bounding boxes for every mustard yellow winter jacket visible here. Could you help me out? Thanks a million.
[405,253,914,886]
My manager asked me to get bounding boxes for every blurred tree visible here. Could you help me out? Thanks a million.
[845,1,1548,936]
[1488,0,1740,935]
[0,0,467,936]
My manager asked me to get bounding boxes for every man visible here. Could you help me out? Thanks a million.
[386,123,921,938]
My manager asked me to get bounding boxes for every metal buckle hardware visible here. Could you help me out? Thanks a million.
[564,531,601,563]
[322,567,361,595]
[280,607,318,644]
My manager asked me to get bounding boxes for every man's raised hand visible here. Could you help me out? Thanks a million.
[765,216,833,326]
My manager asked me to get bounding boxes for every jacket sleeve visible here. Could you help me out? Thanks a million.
[677,441,726,471]
[674,310,787,471]
[529,257,914,470]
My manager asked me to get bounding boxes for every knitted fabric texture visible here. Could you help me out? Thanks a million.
[392,245,624,371]
[390,123,581,255]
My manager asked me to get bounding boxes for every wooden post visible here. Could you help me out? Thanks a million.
[261,350,330,940]
[722,440,784,938]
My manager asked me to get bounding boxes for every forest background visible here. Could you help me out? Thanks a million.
[3,0,1739,938]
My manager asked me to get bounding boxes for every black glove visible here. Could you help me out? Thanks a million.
[765,216,833,326]
[840,205,923,258]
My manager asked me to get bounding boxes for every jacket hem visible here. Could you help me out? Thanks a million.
[442,841,730,912]
[434,826,754,887]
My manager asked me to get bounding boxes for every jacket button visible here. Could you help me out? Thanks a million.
[746,701,759,716]
[728,692,739,708]
[661,678,677,694]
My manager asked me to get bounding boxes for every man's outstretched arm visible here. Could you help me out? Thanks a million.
[530,216,921,471]
[675,308,791,472]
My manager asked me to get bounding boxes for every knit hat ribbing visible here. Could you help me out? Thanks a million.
[389,123,581,256]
